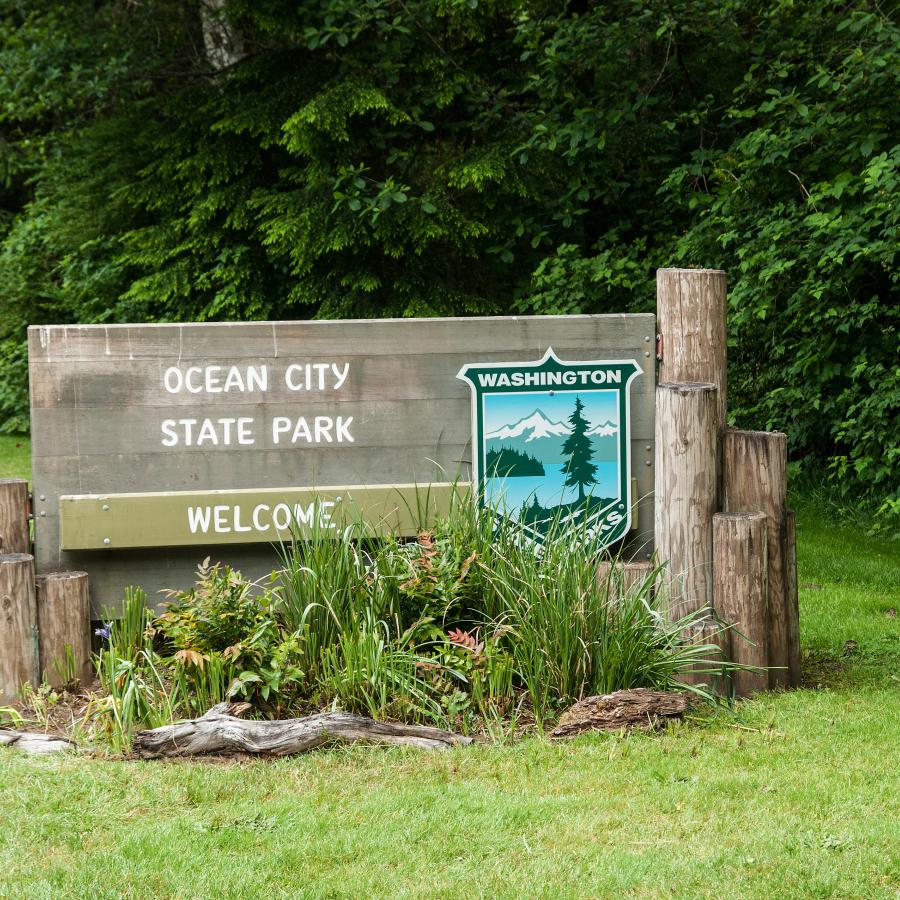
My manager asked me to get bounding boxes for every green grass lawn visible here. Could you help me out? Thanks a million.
[0,433,30,481]
[1,439,898,898]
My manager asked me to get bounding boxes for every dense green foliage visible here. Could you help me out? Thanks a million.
[1,1,897,523]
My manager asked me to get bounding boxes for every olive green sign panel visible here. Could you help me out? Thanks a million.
[29,314,656,612]
[60,483,467,550]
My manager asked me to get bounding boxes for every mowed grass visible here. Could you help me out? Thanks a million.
[1,442,898,898]
[0,433,30,482]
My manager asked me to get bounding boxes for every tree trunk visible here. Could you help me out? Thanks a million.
[723,429,790,688]
[36,571,92,689]
[0,553,38,702]
[713,512,769,696]
[0,479,29,555]
[654,382,719,619]
[134,703,472,758]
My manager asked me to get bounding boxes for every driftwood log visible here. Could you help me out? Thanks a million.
[134,703,472,758]
[550,688,688,738]
[0,729,75,755]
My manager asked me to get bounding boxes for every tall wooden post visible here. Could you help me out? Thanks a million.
[36,571,92,689]
[0,553,38,702]
[713,512,769,696]
[656,268,727,434]
[0,478,30,555]
[723,429,792,688]
[655,382,719,619]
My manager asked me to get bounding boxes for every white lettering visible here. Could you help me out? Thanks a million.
[163,368,182,394]
[252,504,270,531]
[336,417,354,443]
[213,505,231,532]
[314,416,333,443]
[187,506,212,534]
[185,367,204,394]
[332,363,349,390]
[272,503,292,531]
[233,506,252,533]
[237,418,254,445]
[161,420,178,447]
[284,364,304,391]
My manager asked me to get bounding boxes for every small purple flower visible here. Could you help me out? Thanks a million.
[94,622,113,641]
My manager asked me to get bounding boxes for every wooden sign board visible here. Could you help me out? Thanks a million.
[29,315,656,613]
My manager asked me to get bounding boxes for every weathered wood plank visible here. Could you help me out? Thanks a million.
[29,315,655,363]
[60,483,469,550]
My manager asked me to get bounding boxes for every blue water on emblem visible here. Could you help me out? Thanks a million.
[486,462,619,518]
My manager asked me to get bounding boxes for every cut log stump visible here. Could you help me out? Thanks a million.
[36,571,92,689]
[550,688,688,738]
[134,703,472,758]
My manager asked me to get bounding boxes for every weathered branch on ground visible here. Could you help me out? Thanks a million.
[550,688,689,738]
[134,703,472,758]
[0,728,75,755]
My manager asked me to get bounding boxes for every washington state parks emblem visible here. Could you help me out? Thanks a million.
[458,348,641,547]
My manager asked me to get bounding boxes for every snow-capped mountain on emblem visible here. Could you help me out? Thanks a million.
[485,409,570,442]
[586,420,618,437]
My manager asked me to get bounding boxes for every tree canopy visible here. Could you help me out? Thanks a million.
[1,0,897,528]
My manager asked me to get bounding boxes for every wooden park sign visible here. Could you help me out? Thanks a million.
[28,315,656,611]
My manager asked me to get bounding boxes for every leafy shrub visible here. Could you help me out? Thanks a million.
[156,558,268,654]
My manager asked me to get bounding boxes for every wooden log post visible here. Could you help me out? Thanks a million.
[784,508,801,686]
[0,479,30,555]
[0,553,38,702]
[713,512,769,696]
[36,572,92,689]
[655,382,719,620]
[723,429,794,688]
[597,560,654,600]
[656,268,728,431]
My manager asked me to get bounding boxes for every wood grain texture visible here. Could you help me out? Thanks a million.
[654,382,719,619]
[0,553,38,702]
[596,560,654,599]
[784,508,801,686]
[676,620,731,693]
[656,268,727,431]
[134,702,471,757]
[723,429,790,689]
[36,571,92,688]
[30,315,657,612]
[0,480,30,555]
[713,512,769,696]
